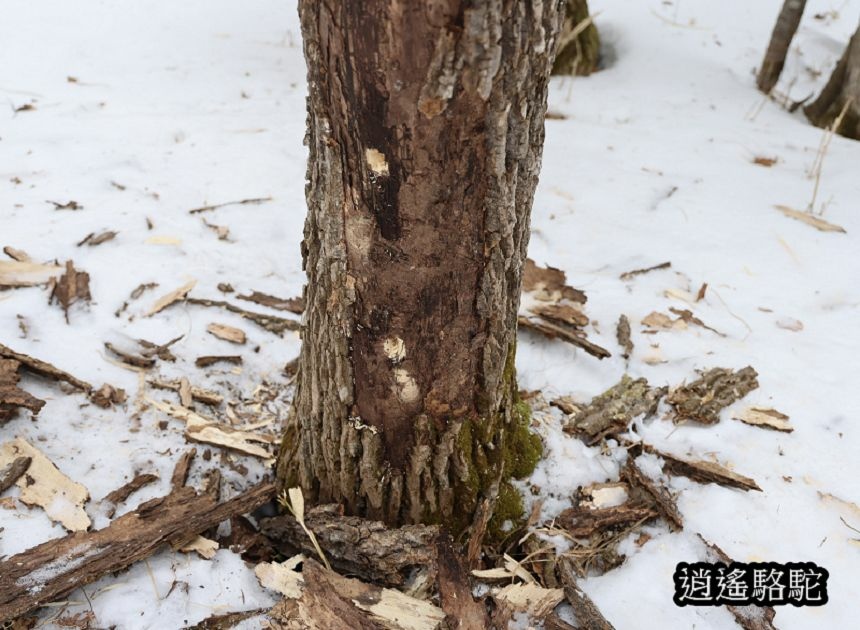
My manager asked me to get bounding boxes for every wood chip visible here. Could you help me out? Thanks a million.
[89,383,127,409]
[149,399,273,461]
[619,261,671,281]
[645,445,761,492]
[179,535,219,559]
[0,260,62,288]
[565,375,666,444]
[0,359,45,424]
[523,259,587,303]
[104,342,156,369]
[102,473,159,517]
[146,279,197,316]
[530,302,589,327]
[77,230,117,247]
[734,407,793,432]
[2,246,31,262]
[0,481,275,621]
[0,438,90,531]
[206,323,246,344]
[149,379,223,406]
[494,583,564,620]
[236,291,304,314]
[48,260,91,322]
[518,316,611,359]
[669,307,725,336]
[195,355,242,368]
[668,366,759,425]
[775,205,846,233]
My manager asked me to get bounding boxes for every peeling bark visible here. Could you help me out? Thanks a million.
[277,1,562,534]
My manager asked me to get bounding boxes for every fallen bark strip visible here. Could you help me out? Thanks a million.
[236,291,304,315]
[195,355,242,368]
[0,481,275,622]
[0,456,31,494]
[0,359,45,424]
[616,314,633,359]
[186,298,300,335]
[104,342,156,369]
[566,375,665,444]
[622,459,683,531]
[183,608,267,629]
[700,536,778,630]
[557,503,658,538]
[170,449,197,491]
[102,473,159,518]
[557,557,616,630]
[643,445,761,492]
[260,504,439,587]
[436,535,490,629]
[619,261,671,281]
[518,315,611,359]
[188,197,272,215]
[0,342,92,392]
[668,366,759,425]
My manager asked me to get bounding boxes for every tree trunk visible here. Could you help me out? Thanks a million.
[757,0,807,94]
[277,1,563,537]
[805,23,860,140]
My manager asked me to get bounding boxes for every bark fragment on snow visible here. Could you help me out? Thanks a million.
[616,314,633,359]
[236,291,304,314]
[2,246,32,262]
[195,355,242,368]
[0,260,62,288]
[622,459,683,531]
[565,375,666,444]
[518,315,611,359]
[89,383,127,409]
[101,473,159,518]
[643,445,762,492]
[774,205,846,233]
[734,407,793,432]
[494,582,564,621]
[0,342,92,392]
[48,260,91,322]
[146,279,197,316]
[206,323,246,344]
[0,438,90,531]
[0,481,275,622]
[76,230,117,247]
[667,366,759,425]
[170,448,197,491]
[104,342,156,369]
[261,504,439,588]
[0,359,45,423]
[0,456,31,494]
[149,379,223,406]
[557,557,616,630]
[523,259,587,303]
[186,298,300,335]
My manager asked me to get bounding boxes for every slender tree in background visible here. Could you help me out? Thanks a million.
[552,0,601,77]
[757,0,807,94]
[805,22,860,139]
[277,3,563,535]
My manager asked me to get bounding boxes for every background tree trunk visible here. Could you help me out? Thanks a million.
[805,23,860,140]
[277,1,562,537]
[552,0,601,77]
[757,0,807,94]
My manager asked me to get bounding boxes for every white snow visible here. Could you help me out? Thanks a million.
[2,0,859,628]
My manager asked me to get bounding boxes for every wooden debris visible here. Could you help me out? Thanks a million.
[0,359,45,423]
[137,335,182,362]
[668,366,759,425]
[734,407,793,432]
[0,342,92,392]
[550,396,581,416]
[616,314,633,358]
[255,554,306,598]
[183,608,267,630]
[436,535,490,629]
[753,156,778,167]
[149,399,273,461]
[641,311,679,330]
[668,307,725,337]
[700,537,777,630]
[531,302,589,328]
[104,342,156,369]
[494,583,564,621]
[47,200,82,211]
[171,449,197,490]
[565,375,666,444]
[202,219,230,241]
[644,445,761,492]
[261,503,439,587]
[518,316,611,359]
[622,459,683,531]
[237,291,304,314]
[178,377,193,407]
[523,259,587,303]
[195,355,242,368]
[115,282,158,317]
[2,246,31,262]
[557,557,616,630]
[0,438,90,531]
[188,196,272,215]
[178,535,219,559]
[77,230,117,247]
[0,456,31,494]
[186,298,301,335]
[147,279,197,316]
[0,260,62,288]
[619,261,671,281]
[557,502,658,538]
[149,379,223,406]
[0,480,275,622]
[89,383,127,408]
[206,323,246,344]
[102,473,159,517]
[49,260,91,322]
[578,482,629,510]
[775,205,846,233]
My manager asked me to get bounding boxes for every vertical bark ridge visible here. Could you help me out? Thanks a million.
[278,0,562,532]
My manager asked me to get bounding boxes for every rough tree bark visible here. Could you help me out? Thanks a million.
[757,0,807,94]
[805,22,860,140]
[277,1,563,536]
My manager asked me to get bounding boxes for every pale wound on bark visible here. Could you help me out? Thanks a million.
[278,0,562,535]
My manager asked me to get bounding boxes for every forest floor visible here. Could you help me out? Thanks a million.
[1,0,859,628]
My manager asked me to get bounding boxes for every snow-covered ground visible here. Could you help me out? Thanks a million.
[1,0,858,628]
